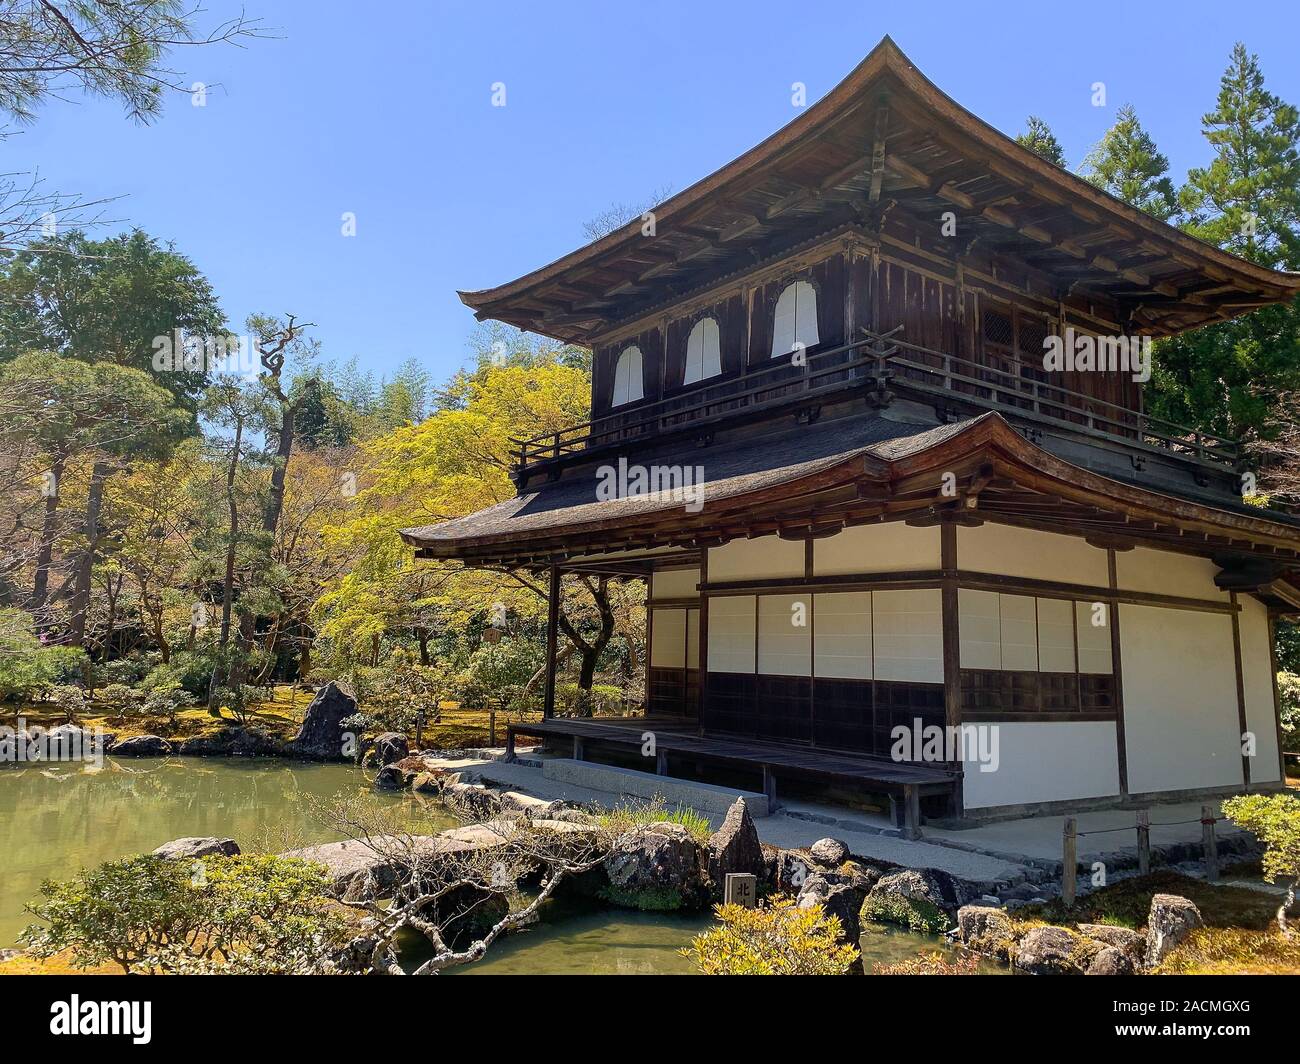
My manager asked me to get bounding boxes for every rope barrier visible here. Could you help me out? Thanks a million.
[1073,815,1219,837]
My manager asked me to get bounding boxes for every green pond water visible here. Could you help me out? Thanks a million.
[0,758,1001,974]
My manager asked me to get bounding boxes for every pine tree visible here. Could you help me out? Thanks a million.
[1015,116,1066,166]
[1147,44,1300,446]
[1082,105,1179,220]
[1180,43,1300,269]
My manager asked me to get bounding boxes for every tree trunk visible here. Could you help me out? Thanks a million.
[30,450,66,617]
[68,460,109,646]
[415,626,430,666]
[218,417,244,647]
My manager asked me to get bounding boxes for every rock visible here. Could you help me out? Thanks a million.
[372,732,409,766]
[1014,925,1099,975]
[498,790,563,817]
[797,872,868,943]
[443,781,502,817]
[152,837,240,860]
[230,727,284,757]
[411,771,445,795]
[45,724,106,760]
[774,849,814,892]
[956,905,1018,962]
[1077,923,1146,965]
[1145,894,1204,967]
[285,682,357,761]
[374,764,412,791]
[603,822,707,908]
[1086,946,1135,976]
[108,735,173,757]
[284,837,437,902]
[707,798,764,887]
[861,868,960,933]
[808,837,849,868]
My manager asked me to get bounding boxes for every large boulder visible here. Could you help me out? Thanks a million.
[603,822,708,909]
[108,735,173,757]
[152,837,240,861]
[797,872,869,943]
[179,726,284,758]
[956,905,1018,962]
[45,724,109,761]
[1077,923,1146,966]
[1086,946,1136,976]
[1145,894,1204,967]
[774,849,814,893]
[1014,925,1100,975]
[284,835,446,902]
[372,732,409,766]
[861,868,962,933]
[707,798,764,887]
[808,837,850,868]
[285,682,357,761]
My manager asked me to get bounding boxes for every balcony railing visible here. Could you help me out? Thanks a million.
[511,328,1240,476]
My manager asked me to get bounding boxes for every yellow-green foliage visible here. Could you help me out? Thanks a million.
[598,796,712,844]
[1156,927,1300,974]
[683,896,860,975]
[871,950,980,975]
[1224,793,1300,892]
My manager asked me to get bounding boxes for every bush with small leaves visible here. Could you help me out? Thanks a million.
[1224,793,1300,937]
[683,896,860,975]
[21,853,347,974]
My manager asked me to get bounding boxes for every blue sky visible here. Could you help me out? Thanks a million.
[14,0,1300,385]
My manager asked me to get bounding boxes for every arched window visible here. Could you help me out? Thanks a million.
[611,345,644,407]
[683,317,722,385]
[771,280,819,358]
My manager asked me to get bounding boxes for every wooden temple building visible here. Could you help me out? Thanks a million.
[403,38,1300,827]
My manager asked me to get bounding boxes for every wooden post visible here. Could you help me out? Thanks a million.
[761,764,777,812]
[656,750,668,776]
[542,566,561,720]
[902,784,921,841]
[1136,809,1150,876]
[1062,817,1077,907]
[1202,804,1219,883]
[572,736,584,762]
[504,728,516,764]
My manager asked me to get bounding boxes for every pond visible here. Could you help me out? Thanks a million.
[0,758,1003,974]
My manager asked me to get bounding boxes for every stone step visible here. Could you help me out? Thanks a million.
[541,758,769,817]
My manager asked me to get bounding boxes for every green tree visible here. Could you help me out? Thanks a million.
[1082,104,1178,220]
[1015,116,1066,166]
[1148,44,1300,444]
[0,1,263,124]
[0,229,227,408]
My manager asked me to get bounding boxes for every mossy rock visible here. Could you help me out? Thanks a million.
[860,892,950,934]
[598,884,685,912]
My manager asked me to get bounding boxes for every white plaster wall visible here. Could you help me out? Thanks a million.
[958,589,1001,669]
[958,523,1109,586]
[1075,600,1113,674]
[707,594,755,673]
[813,521,941,576]
[651,568,700,600]
[1036,597,1075,673]
[1239,595,1281,784]
[757,594,811,676]
[709,535,804,582]
[1115,548,1229,602]
[872,588,943,683]
[812,592,873,679]
[1120,604,1244,794]
[963,722,1121,809]
[650,608,686,669]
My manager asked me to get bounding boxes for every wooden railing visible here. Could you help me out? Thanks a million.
[511,329,1240,474]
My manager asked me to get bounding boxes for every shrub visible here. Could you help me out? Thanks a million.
[46,684,88,724]
[871,950,980,975]
[1279,672,1300,753]
[141,686,197,730]
[1223,793,1300,937]
[96,683,145,724]
[21,853,347,974]
[683,896,860,975]
[0,609,86,702]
